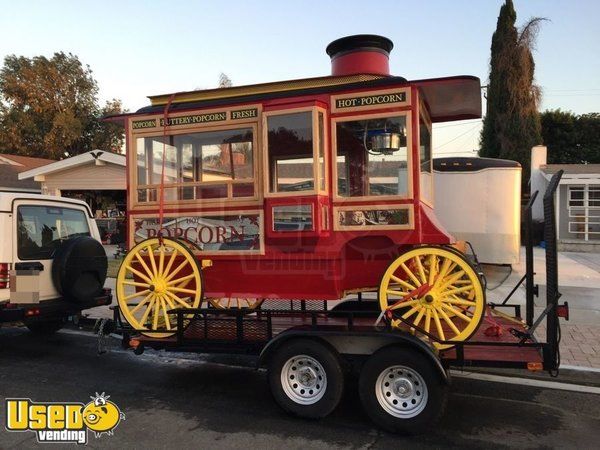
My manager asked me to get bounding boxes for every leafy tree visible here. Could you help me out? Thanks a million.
[480,0,544,184]
[541,109,600,164]
[0,52,125,159]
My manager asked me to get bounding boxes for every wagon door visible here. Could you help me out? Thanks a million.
[263,106,330,239]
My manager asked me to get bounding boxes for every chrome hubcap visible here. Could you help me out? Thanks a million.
[281,355,327,405]
[375,365,428,418]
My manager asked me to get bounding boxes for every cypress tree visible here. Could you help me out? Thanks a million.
[480,0,544,185]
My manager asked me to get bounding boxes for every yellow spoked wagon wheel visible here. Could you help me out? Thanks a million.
[379,246,485,350]
[117,237,203,338]
[208,298,264,310]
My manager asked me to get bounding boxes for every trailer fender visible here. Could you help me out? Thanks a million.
[258,329,448,384]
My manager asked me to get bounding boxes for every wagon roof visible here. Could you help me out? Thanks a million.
[124,74,481,124]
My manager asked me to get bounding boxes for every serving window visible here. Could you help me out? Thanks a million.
[135,126,256,203]
[264,107,327,196]
[334,113,411,199]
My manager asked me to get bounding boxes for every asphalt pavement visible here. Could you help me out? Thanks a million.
[1,327,599,449]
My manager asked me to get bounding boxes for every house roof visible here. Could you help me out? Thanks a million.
[19,150,125,181]
[541,164,600,175]
[0,153,55,191]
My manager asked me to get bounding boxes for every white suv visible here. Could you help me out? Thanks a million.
[0,193,111,333]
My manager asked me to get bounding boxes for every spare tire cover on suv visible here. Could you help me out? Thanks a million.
[51,236,108,303]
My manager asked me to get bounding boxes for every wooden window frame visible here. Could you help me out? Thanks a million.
[418,96,434,208]
[331,110,413,203]
[262,106,328,198]
[130,120,261,209]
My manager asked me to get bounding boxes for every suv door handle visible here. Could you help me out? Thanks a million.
[15,262,44,271]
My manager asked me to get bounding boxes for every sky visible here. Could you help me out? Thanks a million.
[1,0,598,156]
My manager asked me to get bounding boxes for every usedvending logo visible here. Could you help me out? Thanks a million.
[5,392,125,444]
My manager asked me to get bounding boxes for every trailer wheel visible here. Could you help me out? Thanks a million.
[116,237,203,338]
[359,347,447,434]
[268,339,344,419]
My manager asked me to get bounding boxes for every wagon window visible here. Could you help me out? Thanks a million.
[136,127,254,202]
[335,116,408,197]
[419,111,433,204]
[266,112,314,193]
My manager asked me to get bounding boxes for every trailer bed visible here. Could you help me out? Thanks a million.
[125,308,543,370]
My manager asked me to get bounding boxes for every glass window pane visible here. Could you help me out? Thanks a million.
[419,113,432,203]
[338,208,409,227]
[135,128,253,202]
[318,112,325,191]
[336,116,408,197]
[18,206,90,260]
[267,112,314,193]
[273,205,313,231]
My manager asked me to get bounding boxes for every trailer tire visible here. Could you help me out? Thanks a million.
[359,346,447,434]
[268,339,344,419]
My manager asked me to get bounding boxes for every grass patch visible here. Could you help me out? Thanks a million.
[107,257,124,278]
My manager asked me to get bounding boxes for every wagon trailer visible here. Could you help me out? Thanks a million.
[109,35,568,433]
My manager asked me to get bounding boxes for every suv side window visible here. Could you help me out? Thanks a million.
[17,205,91,260]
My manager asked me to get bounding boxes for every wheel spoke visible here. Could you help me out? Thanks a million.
[424,309,432,333]
[434,258,453,286]
[388,298,421,311]
[159,297,171,330]
[152,297,160,329]
[163,249,179,278]
[412,307,426,328]
[163,294,175,310]
[401,304,421,320]
[126,265,152,284]
[123,289,151,303]
[130,292,153,314]
[122,280,150,288]
[166,273,196,286]
[158,245,165,277]
[389,275,416,291]
[133,252,154,280]
[146,244,159,277]
[139,296,156,325]
[400,262,421,287]
[437,307,461,336]
[168,286,197,295]
[441,303,472,322]
[445,298,477,307]
[164,258,190,283]
[437,270,466,292]
[165,290,192,308]
[432,308,445,341]
[428,254,437,285]
[442,285,474,297]
[414,256,427,284]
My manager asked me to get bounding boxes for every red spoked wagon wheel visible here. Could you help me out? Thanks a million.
[378,246,485,349]
[117,237,203,338]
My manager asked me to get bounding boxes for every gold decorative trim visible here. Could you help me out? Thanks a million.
[331,87,411,114]
[149,74,385,106]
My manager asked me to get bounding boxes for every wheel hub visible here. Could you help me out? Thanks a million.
[375,365,428,418]
[152,278,167,294]
[281,355,327,405]
[394,379,413,398]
